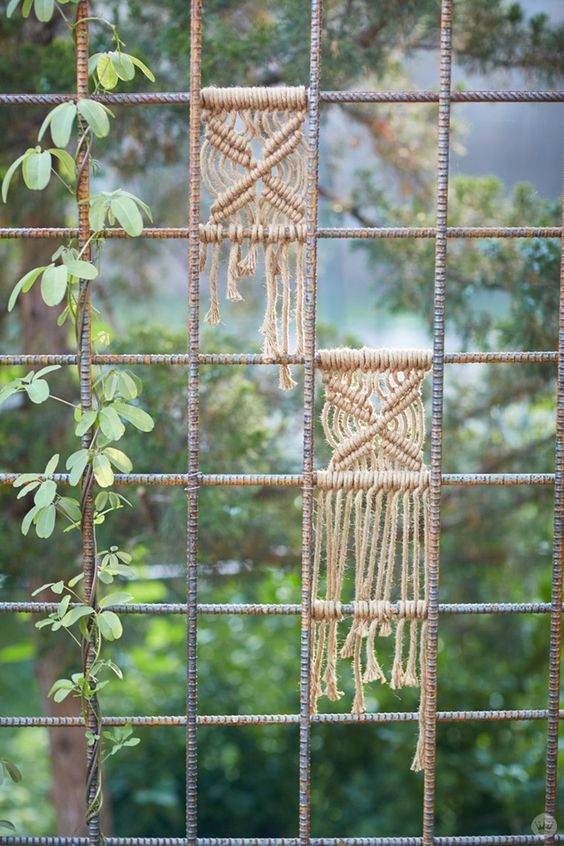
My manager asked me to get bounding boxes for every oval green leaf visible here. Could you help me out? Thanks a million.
[41,264,68,307]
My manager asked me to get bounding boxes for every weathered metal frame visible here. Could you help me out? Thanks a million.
[0,0,563,843]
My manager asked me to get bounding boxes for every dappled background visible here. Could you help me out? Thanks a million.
[0,0,563,838]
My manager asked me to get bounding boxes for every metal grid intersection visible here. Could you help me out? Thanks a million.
[0,0,563,844]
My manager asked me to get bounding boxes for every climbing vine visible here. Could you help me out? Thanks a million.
[1,0,156,828]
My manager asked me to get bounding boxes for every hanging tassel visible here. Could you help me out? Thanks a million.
[390,618,405,689]
[363,620,387,684]
[227,241,243,302]
[238,240,257,278]
[260,242,280,360]
[295,242,305,356]
[204,242,221,324]
[410,620,428,772]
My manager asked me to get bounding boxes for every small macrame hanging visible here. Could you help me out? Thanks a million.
[311,347,433,771]
[200,86,308,390]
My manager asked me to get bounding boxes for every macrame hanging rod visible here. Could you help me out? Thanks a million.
[312,347,432,772]
[200,85,308,390]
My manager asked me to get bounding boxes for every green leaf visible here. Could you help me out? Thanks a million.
[41,264,68,307]
[97,609,123,640]
[58,496,81,523]
[103,371,119,401]
[34,480,57,508]
[1,759,22,784]
[113,401,154,432]
[24,379,49,404]
[110,51,135,81]
[35,504,56,538]
[0,820,16,833]
[21,505,40,536]
[99,407,125,441]
[8,265,46,311]
[39,102,77,148]
[129,55,156,82]
[17,480,41,499]
[34,0,54,21]
[103,447,132,473]
[77,99,112,138]
[61,606,94,627]
[93,453,114,488]
[99,591,133,609]
[109,196,144,236]
[63,258,98,280]
[49,148,75,181]
[75,409,97,437]
[31,581,55,596]
[117,371,138,399]
[2,152,26,203]
[89,196,108,232]
[96,54,119,89]
[44,452,60,475]
[51,581,65,595]
[21,0,32,16]
[68,572,84,588]
[6,0,21,18]
[66,449,90,486]
[22,150,52,191]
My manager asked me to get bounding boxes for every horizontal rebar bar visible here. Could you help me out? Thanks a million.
[0,351,557,367]
[0,837,561,846]
[0,89,562,106]
[1,708,561,728]
[0,472,555,487]
[0,226,560,240]
[0,602,559,616]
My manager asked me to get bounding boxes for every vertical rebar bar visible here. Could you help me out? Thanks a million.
[187,0,202,844]
[299,2,323,843]
[544,187,564,842]
[75,1,99,842]
[423,1,453,842]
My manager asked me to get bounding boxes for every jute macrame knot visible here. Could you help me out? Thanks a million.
[200,86,308,390]
[311,347,432,772]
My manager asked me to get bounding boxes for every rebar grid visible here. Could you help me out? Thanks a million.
[0,0,562,843]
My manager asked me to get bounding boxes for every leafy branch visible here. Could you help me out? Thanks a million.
[1,0,157,830]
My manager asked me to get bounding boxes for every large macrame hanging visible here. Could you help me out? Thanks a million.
[311,348,433,771]
[200,86,308,390]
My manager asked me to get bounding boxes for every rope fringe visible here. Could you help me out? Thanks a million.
[311,347,432,771]
[200,86,308,389]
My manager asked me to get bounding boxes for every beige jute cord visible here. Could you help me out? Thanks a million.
[200,86,308,390]
[311,347,432,771]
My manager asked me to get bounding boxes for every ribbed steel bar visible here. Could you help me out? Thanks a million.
[423,1,452,841]
[299,2,322,842]
[2,709,563,729]
[186,1,202,844]
[0,89,561,106]
[544,187,564,837]
[74,2,100,842]
[0,601,560,616]
[0,838,563,846]
[0,226,560,239]
[0,351,558,367]
[0,472,556,487]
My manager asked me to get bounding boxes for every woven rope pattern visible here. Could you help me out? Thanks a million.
[200,86,308,389]
[311,348,432,771]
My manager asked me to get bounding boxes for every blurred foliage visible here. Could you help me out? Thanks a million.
[0,0,563,839]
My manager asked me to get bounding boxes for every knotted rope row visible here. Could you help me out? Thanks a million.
[200,86,308,390]
[311,347,432,771]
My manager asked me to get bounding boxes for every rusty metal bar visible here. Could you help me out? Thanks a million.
[0,226,560,239]
[0,89,561,106]
[187,1,202,844]
[0,837,562,846]
[0,351,558,367]
[543,189,564,837]
[423,1,452,841]
[74,2,100,841]
[0,472,556,487]
[0,601,560,616]
[1,709,563,728]
[299,2,322,842]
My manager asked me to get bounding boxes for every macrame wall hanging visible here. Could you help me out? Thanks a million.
[311,348,433,771]
[200,86,308,390]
